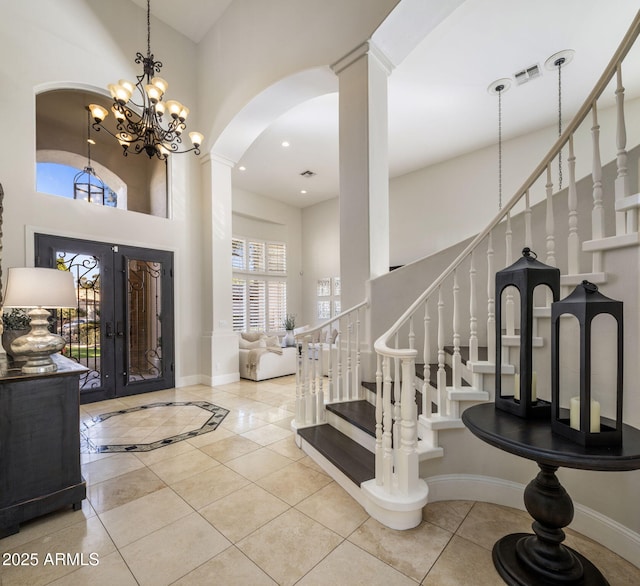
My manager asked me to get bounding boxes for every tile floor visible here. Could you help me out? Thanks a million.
[1,375,639,585]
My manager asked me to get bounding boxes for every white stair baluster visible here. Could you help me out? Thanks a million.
[505,212,515,336]
[567,135,580,275]
[469,251,478,364]
[546,163,556,306]
[487,232,496,366]
[591,102,605,275]
[437,286,447,416]
[423,300,431,417]
[393,334,401,452]
[452,270,462,389]
[524,190,533,250]
[615,64,633,234]
[374,354,383,486]
[382,355,393,491]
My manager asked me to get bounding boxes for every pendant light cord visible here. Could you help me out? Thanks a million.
[147,0,151,59]
[556,57,565,190]
[498,85,503,211]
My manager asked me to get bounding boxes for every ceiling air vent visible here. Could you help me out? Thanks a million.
[300,170,316,178]
[514,63,541,85]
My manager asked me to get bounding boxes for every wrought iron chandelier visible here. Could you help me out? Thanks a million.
[73,108,107,204]
[88,0,203,160]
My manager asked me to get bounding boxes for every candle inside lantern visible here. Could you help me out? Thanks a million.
[513,372,536,401]
[569,396,600,432]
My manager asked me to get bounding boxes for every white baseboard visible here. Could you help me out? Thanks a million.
[175,374,202,388]
[426,474,640,569]
[198,372,240,387]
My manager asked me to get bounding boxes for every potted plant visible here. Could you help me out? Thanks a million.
[282,313,296,347]
[2,308,30,357]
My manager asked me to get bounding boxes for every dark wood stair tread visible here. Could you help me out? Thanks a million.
[297,424,375,485]
[327,401,376,436]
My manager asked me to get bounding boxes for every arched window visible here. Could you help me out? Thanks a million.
[36,89,167,217]
[36,152,126,209]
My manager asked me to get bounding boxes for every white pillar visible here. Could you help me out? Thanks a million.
[332,41,392,310]
[201,153,239,385]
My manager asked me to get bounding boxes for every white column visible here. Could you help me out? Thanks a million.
[332,41,392,310]
[201,153,239,385]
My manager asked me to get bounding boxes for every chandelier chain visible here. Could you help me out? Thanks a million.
[146,0,151,58]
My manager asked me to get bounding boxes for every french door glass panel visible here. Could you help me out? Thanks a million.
[35,234,174,403]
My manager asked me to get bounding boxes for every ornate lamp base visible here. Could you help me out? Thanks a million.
[10,308,65,374]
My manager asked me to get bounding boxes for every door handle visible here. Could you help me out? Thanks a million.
[116,321,125,337]
[106,322,114,338]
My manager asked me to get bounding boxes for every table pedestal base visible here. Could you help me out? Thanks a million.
[491,463,609,585]
[493,533,608,585]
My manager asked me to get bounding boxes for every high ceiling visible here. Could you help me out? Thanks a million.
[140,0,640,208]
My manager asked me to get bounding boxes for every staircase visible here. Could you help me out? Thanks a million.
[293,11,640,534]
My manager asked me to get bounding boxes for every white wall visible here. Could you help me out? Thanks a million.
[301,198,340,327]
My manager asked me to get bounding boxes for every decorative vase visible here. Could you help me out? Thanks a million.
[2,329,30,358]
[284,330,295,347]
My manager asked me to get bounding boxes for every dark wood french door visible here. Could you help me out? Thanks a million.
[35,234,175,403]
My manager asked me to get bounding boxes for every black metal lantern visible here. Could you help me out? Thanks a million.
[496,248,560,418]
[551,281,623,447]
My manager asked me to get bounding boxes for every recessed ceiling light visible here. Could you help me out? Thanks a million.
[281,141,290,148]
[300,190,307,194]
[238,165,246,171]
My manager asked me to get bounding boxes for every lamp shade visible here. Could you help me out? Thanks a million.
[3,268,76,309]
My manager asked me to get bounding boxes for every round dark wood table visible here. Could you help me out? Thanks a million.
[462,403,640,585]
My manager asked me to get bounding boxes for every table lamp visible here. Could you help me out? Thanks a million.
[2,267,77,374]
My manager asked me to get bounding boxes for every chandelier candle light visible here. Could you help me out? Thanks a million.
[89,0,203,159]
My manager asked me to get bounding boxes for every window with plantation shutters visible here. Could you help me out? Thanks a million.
[232,237,288,332]
[232,239,245,270]
[232,278,247,331]
[267,242,286,273]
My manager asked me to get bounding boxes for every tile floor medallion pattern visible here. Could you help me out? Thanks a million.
[81,401,230,453]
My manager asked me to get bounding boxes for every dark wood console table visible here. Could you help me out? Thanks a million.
[0,354,87,538]
[462,403,640,585]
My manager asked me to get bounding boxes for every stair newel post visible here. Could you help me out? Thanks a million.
[316,341,324,424]
[524,190,533,250]
[452,270,462,390]
[545,163,556,305]
[374,353,383,486]
[591,101,605,275]
[302,335,311,425]
[317,333,325,404]
[346,314,353,399]
[336,319,343,402]
[355,307,362,399]
[295,336,305,427]
[487,232,496,374]
[327,321,335,402]
[423,300,431,417]
[398,354,419,494]
[615,64,634,234]
[505,212,515,336]
[437,286,447,416]
[382,355,394,491]
[469,251,478,365]
[566,135,580,276]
